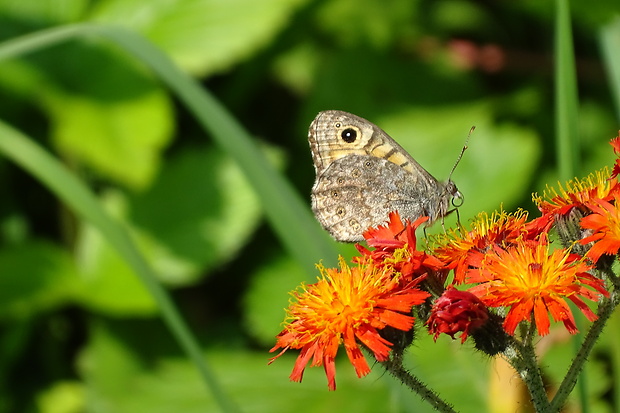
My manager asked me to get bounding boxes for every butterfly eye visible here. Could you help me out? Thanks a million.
[341,128,357,143]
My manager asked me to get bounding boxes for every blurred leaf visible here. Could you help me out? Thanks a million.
[90,24,340,274]
[316,0,419,49]
[27,41,175,190]
[243,255,307,346]
[72,192,157,316]
[0,0,89,24]
[272,42,320,96]
[131,145,276,284]
[88,0,309,75]
[540,329,611,412]
[303,50,483,119]
[44,84,173,189]
[430,0,492,34]
[73,143,276,315]
[0,240,77,319]
[0,319,32,390]
[80,319,396,413]
[37,381,85,413]
[0,34,176,189]
[404,333,489,412]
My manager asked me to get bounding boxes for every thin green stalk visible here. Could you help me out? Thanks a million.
[554,2,585,410]
[507,325,550,412]
[0,121,240,413]
[600,16,620,123]
[554,0,580,181]
[549,289,620,412]
[381,357,457,413]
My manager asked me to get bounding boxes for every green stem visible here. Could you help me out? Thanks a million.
[506,324,550,412]
[548,288,620,412]
[554,0,580,180]
[381,355,457,413]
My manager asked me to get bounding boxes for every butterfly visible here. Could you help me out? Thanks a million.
[309,110,463,242]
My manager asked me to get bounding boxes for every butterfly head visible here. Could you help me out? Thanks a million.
[445,180,464,208]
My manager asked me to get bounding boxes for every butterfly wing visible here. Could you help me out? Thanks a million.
[308,110,436,181]
[312,155,450,242]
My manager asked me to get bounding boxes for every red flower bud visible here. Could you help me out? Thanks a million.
[427,287,489,343]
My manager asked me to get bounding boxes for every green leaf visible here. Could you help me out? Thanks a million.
[403,334,489,412]
[0,241,77,319]
[72,203,158,316]
[44,84,173,189]
[80,319,395,413]
[130,145,271,284]
[316,0,419,49]
[243,255,308,346]
[0,35,175,189]
[0,0,90,24]
[88,0,309,75]
[36,381,85,413]
[72,143,276,314]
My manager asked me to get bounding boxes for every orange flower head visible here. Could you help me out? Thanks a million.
[580,194,620,262]
[533,168,619,217]
[467,240,608,336]
[433,209,535,283]
[269,256,430,390]
[357,211,446,282]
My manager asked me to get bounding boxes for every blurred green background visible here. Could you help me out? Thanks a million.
[0,0,619,412]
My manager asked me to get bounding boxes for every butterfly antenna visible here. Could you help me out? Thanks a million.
[447,126,474,182]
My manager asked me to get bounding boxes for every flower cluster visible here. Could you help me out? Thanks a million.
[269,215,435,390]
[271,133,619,390]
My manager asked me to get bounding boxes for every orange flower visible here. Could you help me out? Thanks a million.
[357,211,446,282]
[533,168,619,216]
[580,195,620,262]
[433,209,536,283]
[467,240,608,336]
[269,257,429,390]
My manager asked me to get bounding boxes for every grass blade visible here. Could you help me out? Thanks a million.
[600,16,620,123]
[555,0,580,180]
[0,120,240,412]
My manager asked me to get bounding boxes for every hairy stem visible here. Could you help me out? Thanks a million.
[548,288,620,412]
[505,325,551,412]
[381,355,457,413]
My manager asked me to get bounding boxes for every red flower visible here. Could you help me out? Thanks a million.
[269,257,429,390]
[426,286,489,343]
